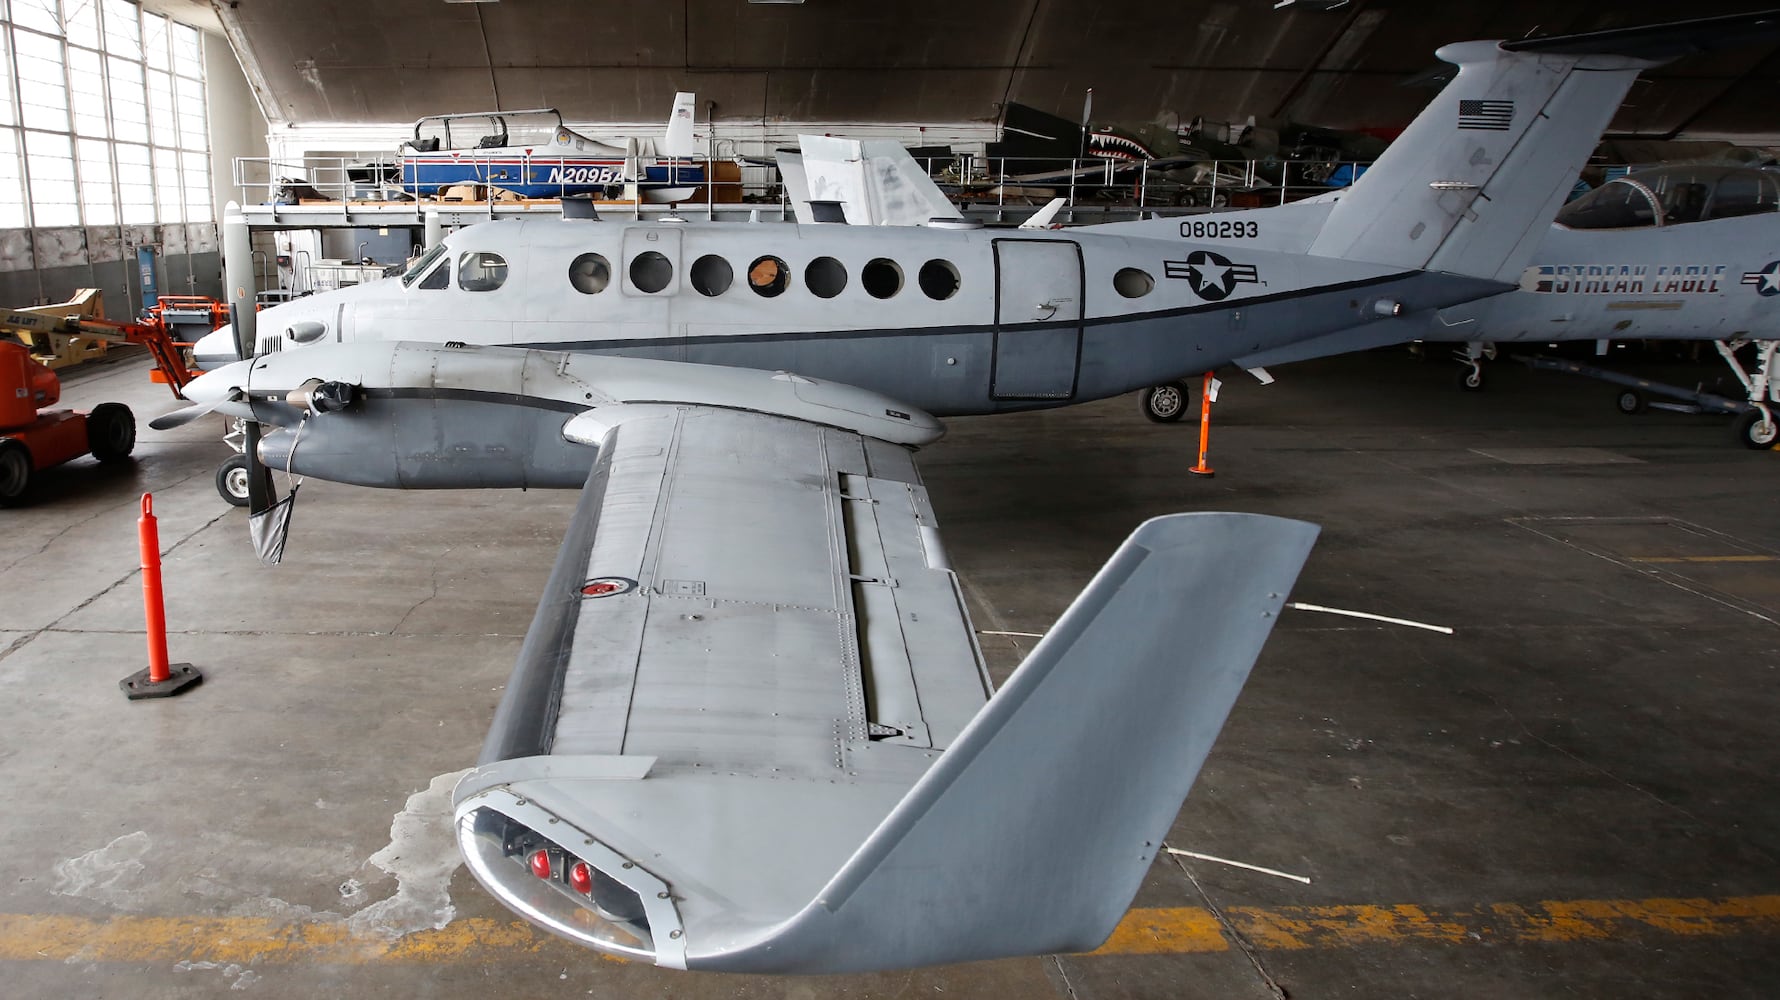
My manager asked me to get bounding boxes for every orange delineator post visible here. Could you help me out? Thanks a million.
[120,492,202,699]
[139,494,169,683]
[1188,371,1216,478]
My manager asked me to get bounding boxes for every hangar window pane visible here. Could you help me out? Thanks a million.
[748,255,789,297]
[172,25,203,80]
[0,130,24,228]
[104,0,142,60]
[153,145,182,222]
[691,254,733,296]
[115,141,153,223]
[806,256,846,298]
[25,130,79,226]
[67,47,108,138]
[918,259,961,300]
[1114,267,1154,298]
[0,35,13,128]
[1554,180,1658,230]
[78,138,117,226]
[67,2,102,49]
[629,250,673,293]
[143,11,171,71]
[458,251,508,292]
[12,1,66,37]
[1706,172,1780,221]
[862,258,902,299]
[107,57,147,144]
[147,69,175,147]
[183,159,210,221]
[569,252,611,294]
[13,29,69,132]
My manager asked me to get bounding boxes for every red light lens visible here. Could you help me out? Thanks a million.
[568,861,593,894]
[529,850,552,879]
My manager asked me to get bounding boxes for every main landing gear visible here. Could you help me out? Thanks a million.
[1140,379,1193,423]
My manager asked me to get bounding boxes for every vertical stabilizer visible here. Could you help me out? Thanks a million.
[1306,42,1650,283]
[659,92,697,157]
[799,135,962,226]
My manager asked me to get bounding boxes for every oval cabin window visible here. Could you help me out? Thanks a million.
[457,251,508,292]
[1113,267,1154,298]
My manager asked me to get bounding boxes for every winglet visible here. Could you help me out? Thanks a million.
[1019,197,1067,230]
[705,511,1318,972]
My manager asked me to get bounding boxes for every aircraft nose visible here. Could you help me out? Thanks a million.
[180,359,252,405]
[192,326,241,370]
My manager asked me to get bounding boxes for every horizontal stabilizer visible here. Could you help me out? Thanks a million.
[1500,9,1780,59]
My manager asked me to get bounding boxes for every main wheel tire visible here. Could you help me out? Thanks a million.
[0,439,34,507]
[1141,380,1191,423]
[1457,366,1485,391]
[216,454,252,507]
[1616,390,1647,415]
[1734,408,1779,450]
[85,402,136,462]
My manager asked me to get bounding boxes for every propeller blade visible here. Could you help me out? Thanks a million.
[147,388,247,430]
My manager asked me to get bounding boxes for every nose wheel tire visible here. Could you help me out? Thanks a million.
[216,453,252,507]
[1141,380,1192,423]
[1734,408,1779,450]
[85,402,137,463]
[0,439,34,507]
[1616,390,1647,415]
[1457,366,1485,391]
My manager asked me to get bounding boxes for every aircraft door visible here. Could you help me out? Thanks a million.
[992,239,1083,400]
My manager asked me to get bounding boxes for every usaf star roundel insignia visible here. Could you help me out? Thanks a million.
[1741,260,1780,297]
[579,576,637,598]
[1164,250,1261,301]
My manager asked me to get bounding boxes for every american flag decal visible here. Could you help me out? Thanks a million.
[1458,99,1514,131]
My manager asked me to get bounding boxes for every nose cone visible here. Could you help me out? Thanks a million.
[193,326,241,370]
[181,358,252,405]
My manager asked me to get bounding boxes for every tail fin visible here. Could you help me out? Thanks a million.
[1310,10,1780,282]
[659,91,696,157]
[1306,42,1650,282]
[797,135,963,226]
[718,512,1318,972]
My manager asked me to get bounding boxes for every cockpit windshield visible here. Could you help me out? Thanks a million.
[1557,165,1780,230]
[401,243,450,288]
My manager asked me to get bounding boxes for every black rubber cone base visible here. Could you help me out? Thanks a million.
[120,663,203,700]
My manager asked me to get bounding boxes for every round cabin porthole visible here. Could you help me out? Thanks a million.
[749,255,790,297]
[918,259,961,300]
[629,251,673,293]
[568,252,611,294]
[691,254,733,297]
[862,258,903,299]
[806,256,847,298]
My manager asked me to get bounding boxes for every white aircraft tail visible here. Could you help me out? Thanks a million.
[712,512,1318,971]
[1309,11,1780,283]
[790,135,962,226]
[659,91,697,157]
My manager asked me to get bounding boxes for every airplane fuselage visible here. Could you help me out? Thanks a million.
[232,217,1502,417]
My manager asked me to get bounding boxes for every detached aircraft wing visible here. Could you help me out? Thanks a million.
[452,394,1317,972]
[176,341,1318,972]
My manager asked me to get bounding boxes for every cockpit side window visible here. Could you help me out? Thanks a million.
[458,251,509,292]
[1554,180,1659,230]
[1706,172,1780,221]
[401,243,449,287]
[417,257,450,290]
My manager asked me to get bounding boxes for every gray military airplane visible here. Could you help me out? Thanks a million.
[1197,163,1780,448]
[163,11,1776,973]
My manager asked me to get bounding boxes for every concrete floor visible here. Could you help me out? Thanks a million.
[3,346,1778,998]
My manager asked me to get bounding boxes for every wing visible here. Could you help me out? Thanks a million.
[453,403,1320,973]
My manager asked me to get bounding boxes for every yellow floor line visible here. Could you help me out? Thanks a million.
[1627,555,1778,564]
[4,895,1779,965]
